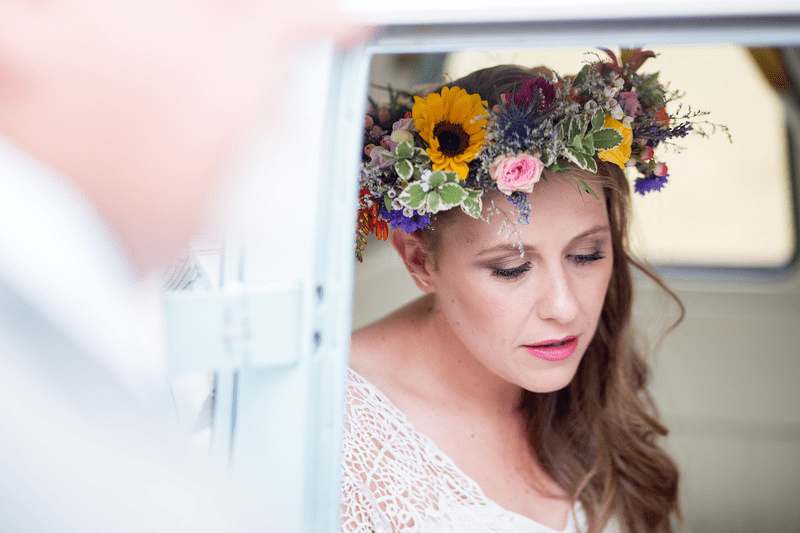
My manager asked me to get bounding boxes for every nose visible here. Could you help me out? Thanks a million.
[536,264,580,324]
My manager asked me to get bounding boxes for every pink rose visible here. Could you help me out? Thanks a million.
[489,153,544,195]
[653,162,668,176]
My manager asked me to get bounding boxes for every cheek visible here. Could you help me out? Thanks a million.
[444,286,491,330]
[440,276,520,343]
[584,264,614,322]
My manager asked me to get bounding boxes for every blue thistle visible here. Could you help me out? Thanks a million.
[495,105,540,145]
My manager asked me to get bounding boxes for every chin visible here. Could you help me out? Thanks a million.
[517,363,581,394]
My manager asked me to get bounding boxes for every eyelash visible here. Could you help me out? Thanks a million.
[491,262,532,279]
[491,251,605,278]
[570,251,605,265]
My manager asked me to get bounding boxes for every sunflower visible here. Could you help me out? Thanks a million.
[412,86,488,180]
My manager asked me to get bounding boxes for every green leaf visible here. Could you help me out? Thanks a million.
[395,140,414,159]
[384,194,393,211]
[394,159,413,180]
[377,150,398,162]
[592,128,623,150]
[428,170,446,189]
[564,148,583,168]
[565,175,581,194]
[409,183,427,203]
[461,194,482,219]
[564,116,578,143]
[546,161,570,173]
[566,148,596,172]
[439,183,467,205]
[577,178,599,200]
[467,188,482,200]
[581,134,595,154]
[442,171,460,184]
[566,116,588,148]
[591,110,605,132]
[427,190,442,213]
[399,183,425,209]
[573,64,590,87]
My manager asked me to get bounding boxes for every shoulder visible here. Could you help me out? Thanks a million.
[349,294,434,379]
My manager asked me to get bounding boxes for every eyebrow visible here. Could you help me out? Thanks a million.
[569,224,612,243]
[475,224,611,258]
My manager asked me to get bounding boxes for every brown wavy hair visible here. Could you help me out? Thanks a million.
[426,65,685,533]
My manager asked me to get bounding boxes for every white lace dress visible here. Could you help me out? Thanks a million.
[341,369,609,533]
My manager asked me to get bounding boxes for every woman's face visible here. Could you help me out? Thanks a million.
[428,173,614,393]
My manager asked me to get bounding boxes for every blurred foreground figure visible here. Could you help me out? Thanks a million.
[0,1,358,530]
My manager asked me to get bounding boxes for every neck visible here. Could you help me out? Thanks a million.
[408,294,525,418]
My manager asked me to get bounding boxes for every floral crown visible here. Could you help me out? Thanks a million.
[356,49,724,261]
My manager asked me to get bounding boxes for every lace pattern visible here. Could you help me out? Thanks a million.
[340,369,588,533]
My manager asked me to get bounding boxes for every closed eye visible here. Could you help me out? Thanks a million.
[491,262,532,279]
[569,251,605,266]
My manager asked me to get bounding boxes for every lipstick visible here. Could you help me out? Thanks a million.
[524,336,578,362]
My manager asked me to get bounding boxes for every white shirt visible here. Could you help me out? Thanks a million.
[0,138,276,532]
[0,138,169,412]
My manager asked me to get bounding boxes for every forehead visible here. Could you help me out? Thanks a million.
[438,174,610,254]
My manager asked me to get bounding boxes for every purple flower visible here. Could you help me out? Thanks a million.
[634,174,669,195]
[381,207,431,233]
[392,117,415,134]
[506,191,531,224]
[369,146,394,168]
[381,135,397,152]
[671,121,692,137]
[633,121,692,148]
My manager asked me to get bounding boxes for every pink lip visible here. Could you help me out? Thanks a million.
[524,336,579,362]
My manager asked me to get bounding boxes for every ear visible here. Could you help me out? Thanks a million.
[390,230,436,293]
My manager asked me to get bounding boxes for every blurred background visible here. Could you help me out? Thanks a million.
[353,45,800,532]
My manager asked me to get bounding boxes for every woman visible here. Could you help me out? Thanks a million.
[344,51,701,533]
